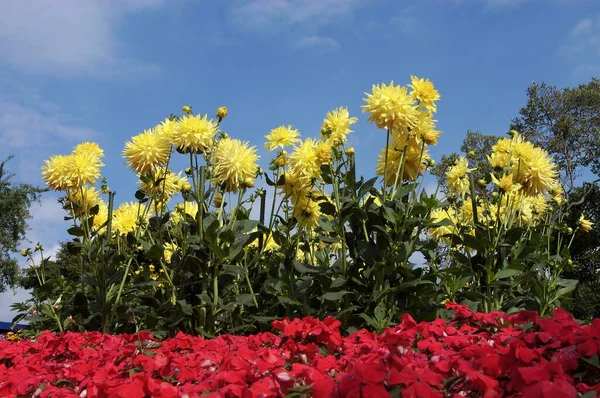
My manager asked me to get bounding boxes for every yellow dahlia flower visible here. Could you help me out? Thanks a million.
[579,215,594,233]
[212,138,260,193]
[42,155,72,191]
[509,140,558,195]
[265,125,300,152]
[320,106,357,146]
[376,136,429,185]
[488,152,511,169]
[409,76,440,113]
[280,171,307,201]
[491,173,521,194]
[66,186,101,217]
[154,118,178,141]
[68,150,104,187]
[315,140,332,164]
[293,193,323,230]
[446,157,474,197]
[429,208,457,243]
[92,201,109,235]
[413,111,441,146]
[173,114,218,153]
[74,142,104,160]
[113,202,145,236]
[140,167,184,203]
[171,201,199,224]
[123,129,171,175]
[289,138,321,186]
[164,242,178,264]
[362,81,418,131]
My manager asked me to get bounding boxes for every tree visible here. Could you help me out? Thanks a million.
[510,78,600,194]
[0,156,44,292]
[563,183,600,320]
[430,130,499,192]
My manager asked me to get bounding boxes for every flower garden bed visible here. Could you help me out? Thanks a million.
[1,304,599,398]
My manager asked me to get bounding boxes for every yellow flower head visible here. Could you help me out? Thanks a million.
[413,110,441,146]
[491,173,521,194]
[123,129,171,175]
[67,149,104,187]
[67,186,101,217]
[509,140,558,196]
[173,114,218,153]
[280,171,307,201]
[265,125,301,152]
[113,202,145,236]
[212,138,260,193]
[488,152,511,169]
[579,215,594,233]
[139,167,184,202]
[429,208,457,243]
[154,118,178,141]
[216,106,228,120]
[362,81,418,131]
[74,142,104,160]
[164,242,178,264]
[320,106,358,146]
[446,157,474,197]
[289,138,321,186]
[42,155,72,191]
[171,201,199,224]
[315,140,332,164]
[248,230,280,253]
[376,134,429,185]
[92,201,109,235]
[409,76,441,113]
[293,193,323,230]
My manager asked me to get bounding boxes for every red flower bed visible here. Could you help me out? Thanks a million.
[1,304,600,397]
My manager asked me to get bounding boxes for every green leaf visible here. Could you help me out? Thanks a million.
[321,290,351,301]
[462,234,486,253]
[319,201,337,216]
[293,261,320,274]
[67,226,85,237]
[234,293,256,306]
[330,277,346,289]
[277,296,302,306]
[494,268,522,280]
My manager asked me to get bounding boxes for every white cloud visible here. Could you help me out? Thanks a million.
[230,0,364,30]
[295,36,341,51]
[0,0,163,76]
[559,15,600,78]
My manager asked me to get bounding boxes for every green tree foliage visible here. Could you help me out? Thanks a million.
[0,156,44,292]
[564,183,600,320]
[430,130,498,191]
[510,78,600,194]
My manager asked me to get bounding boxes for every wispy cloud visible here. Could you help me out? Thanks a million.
[0,0,164,76]
[229,0,364,31]
[559,15,600,78]
[295,36,341,53]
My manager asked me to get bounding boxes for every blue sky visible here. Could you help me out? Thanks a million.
[0,0,598,320]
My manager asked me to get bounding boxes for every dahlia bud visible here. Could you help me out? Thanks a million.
[243,178,255,189]
[275,153,287,168]
[185,168,193,176]
[20,248,29,257]
[180,181,192,193]
[477,179,487,188]
[427,159,436,167]
[182,105,192,115]
[216,106,228,120]
[213,192,223,208]
[219,132,229,140]
[508,130,519,138]
[34,243,42,252]
[467,150,476,158]
[345,147,355,156]
[566,227,573,235]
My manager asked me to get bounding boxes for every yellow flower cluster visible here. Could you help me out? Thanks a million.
[363,77,442,185]
[265,106,355,230]
[430,132,562,241]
